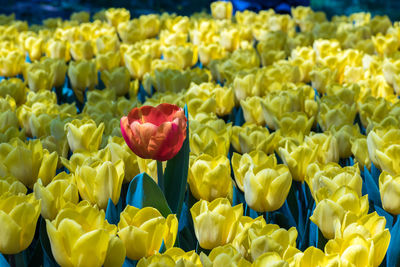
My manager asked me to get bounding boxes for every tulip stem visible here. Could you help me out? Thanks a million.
[157,160,165,192]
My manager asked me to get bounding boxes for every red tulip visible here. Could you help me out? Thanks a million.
[120,103,187,161]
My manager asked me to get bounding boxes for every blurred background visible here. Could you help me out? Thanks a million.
[0,0,399,24]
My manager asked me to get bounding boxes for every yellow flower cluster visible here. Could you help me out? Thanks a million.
[0,1,399,266]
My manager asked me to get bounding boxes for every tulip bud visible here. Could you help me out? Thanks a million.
[97,51,121,71]
[305,132,339,164]
[231,124,277,154]
[211,1,233,20]
[46,201,125,267]
[0,193,41,254]
[45,39,71,62]
[117,206,178,260]
[41,57,67,88]
[124,50,152,80]
[0,78,27,105]
[188,154,233,201]
[68,60,98,102]
[24,36,43,61]
[65,118,104,153]
[0,49,25,77]
[163,45,198,69]
[190,198,243,250]
[0,176,27,195]
[240,96,265,126]
[200,244,251,267]
[379,171,400,214]
[101,66,130,96]
[105,8,130,28]
[26,62,54,92]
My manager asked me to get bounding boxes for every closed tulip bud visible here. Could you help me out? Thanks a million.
[105,8,130,28]
[33,177,79,220]
[75,160,124,209]
[46,201,125,267]
[0,138,58,188]
[220,28,240,52]
[191,198,243,250]
[0,193,41,254]
[337,212,390,266]
[305,132,339,164]
[41,58,67,88]
[330,124,364,159]
[163,45,198,70]
[306,162,362,202]
[124,50,152,80]
[101,66,130,96]
[45,39,71,62]
[24,36,43,61]
[275,112,314,141]
[198,43,226,66]
[117,206,178,260]
[188,154,233,201]
[211,1,233,20]
[232,151,275,191]
[233,73,259,102]
[96,51,121,71]
[0,176,27,196]
[240,96,265,126]
[379,171,400,214]
[0,49,25,77]
[68,60,98,102]
[96,35,120,54]
[26,62,54,92]
[244,163,292,212]
[231,124,277,154]
[278,139,318,182]
[65,118,104,152]
[0,78,27,105]
[0,109,18,133]
[214,85,235,116]
[317,96,357,131]
[200,244,251,267]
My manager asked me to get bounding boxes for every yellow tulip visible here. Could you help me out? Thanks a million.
[117,20,146,44]
[198,43,226,66]
[191,198,243,250]
[290,246,338,267]
[26,62,54,92]
[46,201,125,267]
[350,137,371,170]
[24,36,43,61]
[379,171,400,214]
[96,51,121,71]
[101,66,130,96]
[96,35,120,54]
[278,139,318,182]
[45,39,71,62]
[0,109,18,133]
[164,247,202,267]
[0,78,27,105]
[41,58,68,88]
[70,40,94,61]
[306,163,363,201]
[117,206,178,260]
[105,8,130,28]
[253,252,289,267]
[243,162,292,212]
[200,244,251,267]
[211,1,233,20]
[70,11,90,23]
[0,193,41,254]
[232,151,275,191]
[310,67,337,94]
[64,118,104,152]
[124,50,152,80]
[231,124,277,155]
[233,73,259,102]
[75,159,124,209]
[33,175,79,220]
[0,49,25,77]
[305,132,339,164]
[190,119,231,157]
[137,254,176,267]
[372,33,399,56]
[0,138,58,188]
[325,234,374,267]
[233,221,298,262]
[240,96,265,126]
[163,45,198,69]
[317,96,357,131]
[188,154,233,201]
[275,112,314,141]
[0,176,27,196]
[68,60,98,102]
[330,124,364,159]
[337,212,390,266]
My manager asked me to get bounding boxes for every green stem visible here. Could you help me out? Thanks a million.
[157,160,164,192]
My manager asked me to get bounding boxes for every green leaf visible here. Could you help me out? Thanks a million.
[164,105,190,218]
[126,172,172,218]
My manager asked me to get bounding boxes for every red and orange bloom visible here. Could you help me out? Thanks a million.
[120,103,187,161]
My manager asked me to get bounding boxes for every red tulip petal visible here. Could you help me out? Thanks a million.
[157,103,182,121]
[152,119,186,161]
[120,116,135,152]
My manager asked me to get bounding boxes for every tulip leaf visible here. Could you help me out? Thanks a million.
[39,218,60,267]
[164,104,190,218]
[363,166,382,207]
[0,254,10,267]
[105,197,122,225]
[387,217,400,266]
[126,172,172,218]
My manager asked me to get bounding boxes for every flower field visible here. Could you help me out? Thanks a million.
[0,1,399,266]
